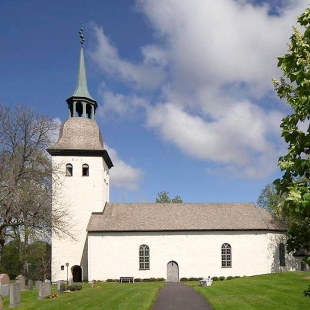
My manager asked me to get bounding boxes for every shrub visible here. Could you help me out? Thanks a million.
[135,278,142,282]
[219,276,226,281]
[143,278,150,282]
[149,277,156,282]
[234,276,241,279]
[212,277,219,281]
[180,277,188,282]
[189,277,199,281]
[156,278,165,282]
[227,276,234,280]
[106,279,114,282]
[304,285,310,298]
[66,285,82,291]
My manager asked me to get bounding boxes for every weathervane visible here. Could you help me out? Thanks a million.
[79,22,85,45]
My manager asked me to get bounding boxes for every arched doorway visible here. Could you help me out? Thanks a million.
[167,261,179,282]
[72,265,82,282]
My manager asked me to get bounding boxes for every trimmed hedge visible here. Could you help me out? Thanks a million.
[66,285,82,291]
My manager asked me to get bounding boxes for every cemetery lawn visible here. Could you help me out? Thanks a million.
[2,282,164,310]
[188,271,310,310]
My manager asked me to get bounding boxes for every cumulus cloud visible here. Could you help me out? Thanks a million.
[106,145,144,190]
[97,82,148,118]
[91,0,308,178]
[89,24,166,89]
[146,102,283,177]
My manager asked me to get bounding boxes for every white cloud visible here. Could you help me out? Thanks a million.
[89,24,166,89]
[91,0,308,178]
[106,145,144,190]
[97,83,148,118]
[48,118,62,146]
[146,102,283,177]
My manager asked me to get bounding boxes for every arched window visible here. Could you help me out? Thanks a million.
[86,103,92,119]
[76,102,83,117]
[221,243,232,268]
[279,243,286,266]
[66,164,73,176]
[82,164,89,176]
[139,245,150,270]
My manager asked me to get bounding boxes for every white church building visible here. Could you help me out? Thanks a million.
[47,35,305,283]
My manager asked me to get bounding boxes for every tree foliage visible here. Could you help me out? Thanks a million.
[155,191,183,203]
[273,8,310,256]
[257,183,286,220]
[0,104,70,275]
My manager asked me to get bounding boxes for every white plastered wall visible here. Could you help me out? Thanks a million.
[51,155,109,282]
[87,230,299,281]
[267,232,306,273]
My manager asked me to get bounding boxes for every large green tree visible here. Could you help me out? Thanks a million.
[273,7,310,259]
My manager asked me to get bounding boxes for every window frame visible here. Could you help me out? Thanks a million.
[279,243,286,267]
[82,164,89,176]
[139,245,150,270]
[66,164,73,177]
[221,243,232,268]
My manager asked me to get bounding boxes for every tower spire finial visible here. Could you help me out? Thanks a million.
[79,22,85,45]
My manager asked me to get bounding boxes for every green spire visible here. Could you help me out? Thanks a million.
[72,24,94,100]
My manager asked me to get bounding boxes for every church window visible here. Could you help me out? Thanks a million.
[279,243,286,266]
[139,245,150,270]
[221,243,232,268]
[66,164,73,176]
[86,103,92,119]
[82,164,89,176]
[76,102,83,117]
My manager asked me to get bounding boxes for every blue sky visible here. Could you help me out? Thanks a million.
[1,0,308,203]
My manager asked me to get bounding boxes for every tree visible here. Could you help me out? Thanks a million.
[0,104,70,275]
[155,191,183,203]
[272,7,310,259]
[257,183,286,220]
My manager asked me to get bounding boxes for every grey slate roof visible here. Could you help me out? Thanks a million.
[48,117,104,151]
[87,203,286,232]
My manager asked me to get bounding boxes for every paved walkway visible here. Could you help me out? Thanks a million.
[152,282,213,310]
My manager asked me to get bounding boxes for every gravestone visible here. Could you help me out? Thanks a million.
[43,282,51,297]
[57,280,65,292]
[0,274,10,285]
[38,282,51,300]
[35,281,42,290]
[28,280,33,290]
[9,282,21,308]
[15,275,25,291]
[44,279,51,283]
[68,278,73,286]
[91,280,96,288]
[0,284,10,296]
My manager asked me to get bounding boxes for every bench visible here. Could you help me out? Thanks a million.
[120,277,134,283]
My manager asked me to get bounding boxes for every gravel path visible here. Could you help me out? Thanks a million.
[152,282,213,310]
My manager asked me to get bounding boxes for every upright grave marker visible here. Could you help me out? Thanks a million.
[15,275,25,291]
[9,283,21,308]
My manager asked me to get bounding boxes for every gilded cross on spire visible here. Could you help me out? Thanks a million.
[79,22,85,45]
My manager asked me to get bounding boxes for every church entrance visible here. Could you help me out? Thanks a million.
[72,265,82,282]
[167,261,179,282]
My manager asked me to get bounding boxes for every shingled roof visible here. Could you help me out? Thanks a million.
[87,203,286,232]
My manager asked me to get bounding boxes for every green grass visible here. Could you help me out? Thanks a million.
[2,282,164,310]
[187,271,310,310]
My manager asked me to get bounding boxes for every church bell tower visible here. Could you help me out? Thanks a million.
[47,25,113,282]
